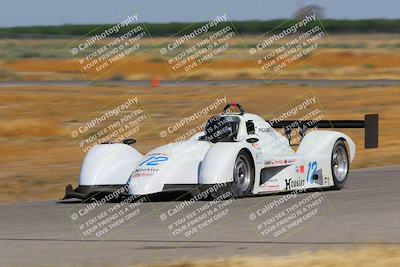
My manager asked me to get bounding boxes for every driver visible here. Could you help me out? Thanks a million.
[204,116,238,143]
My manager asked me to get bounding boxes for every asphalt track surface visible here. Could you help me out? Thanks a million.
[1,79,400,88]
[0,166,399,266]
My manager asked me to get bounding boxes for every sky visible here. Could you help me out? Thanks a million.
[0,0,399,27]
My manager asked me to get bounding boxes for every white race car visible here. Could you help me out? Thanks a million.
[64,103,378,200]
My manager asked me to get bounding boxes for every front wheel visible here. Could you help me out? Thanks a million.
[209,150,255,200]
[231,150,255,197]
[331,140,349,189]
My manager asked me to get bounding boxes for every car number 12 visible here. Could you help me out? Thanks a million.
[307,161,318,183]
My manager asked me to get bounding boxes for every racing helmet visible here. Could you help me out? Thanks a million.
[204,116,239,143]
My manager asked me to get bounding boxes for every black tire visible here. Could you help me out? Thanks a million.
[331,140,349,189]
[231,150,255,197]
[208,149,255,200]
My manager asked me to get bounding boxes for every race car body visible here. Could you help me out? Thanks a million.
[63,103,378,200]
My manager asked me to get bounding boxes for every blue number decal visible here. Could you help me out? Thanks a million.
[146,156,168,166]
[307,161,318,183]
[139,156,155,166]
[139,155,169,167]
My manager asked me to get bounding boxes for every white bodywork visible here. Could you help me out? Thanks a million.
[79,144,143,186]
[78,112,356,196]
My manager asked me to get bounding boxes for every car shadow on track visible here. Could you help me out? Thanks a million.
[57,191,195,204]
[57,187,340,205]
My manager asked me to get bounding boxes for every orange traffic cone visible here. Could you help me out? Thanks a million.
[150,77,160,87]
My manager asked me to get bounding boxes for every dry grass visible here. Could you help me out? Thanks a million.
[1,34,400,81]
[4,50,400,81]
[141,247,400,267]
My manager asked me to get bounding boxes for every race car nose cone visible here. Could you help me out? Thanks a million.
[128,175,164,195]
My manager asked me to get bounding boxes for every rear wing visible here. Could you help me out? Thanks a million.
[267,114,379,148]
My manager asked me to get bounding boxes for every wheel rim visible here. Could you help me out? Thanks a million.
[332,146,348,182]
[234,155,251,193]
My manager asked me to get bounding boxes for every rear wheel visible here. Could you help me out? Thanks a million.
[331,140,349,189]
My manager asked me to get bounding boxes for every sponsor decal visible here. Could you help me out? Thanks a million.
[295,164,305,174]
[132,153,169,178]
[132,168,159,177]
[258,127,270,133]
[285,178,305,190]
[260,183,281,191]
[252,143,261,150]
[264,159,296,167]
[255,152,263,163]
[266,184,280,190]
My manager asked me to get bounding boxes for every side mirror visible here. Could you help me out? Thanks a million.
[123,139,136,145]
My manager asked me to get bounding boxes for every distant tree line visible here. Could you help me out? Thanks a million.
[0,19,399,38]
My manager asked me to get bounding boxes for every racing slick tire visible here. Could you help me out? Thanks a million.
[208,149,255,200]
[331,139,349,189]
[231,149,255,196]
